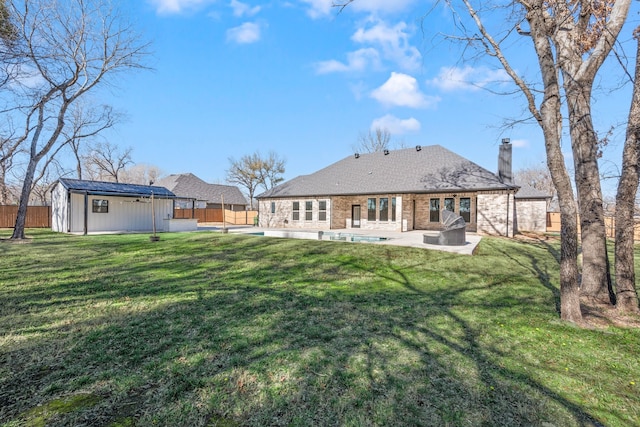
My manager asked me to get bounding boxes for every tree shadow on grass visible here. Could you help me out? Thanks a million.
[0,234,629,426]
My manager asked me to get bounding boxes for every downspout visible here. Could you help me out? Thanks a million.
[83,191,88,235]
[506,192,510,237]
[66,190,71,233]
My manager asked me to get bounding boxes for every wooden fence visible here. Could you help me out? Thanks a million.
[0,205,51,228]
[174,208,258,225]
[546,212,640,240]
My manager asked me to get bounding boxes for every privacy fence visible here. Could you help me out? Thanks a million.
[546,212,640,240]
[173,208,258,225]
[0,206,51,228]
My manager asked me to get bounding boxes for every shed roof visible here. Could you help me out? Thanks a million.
[514,184,551,199]
[155,173,248,206]
[258,145,517,199]
[57,178,176,199]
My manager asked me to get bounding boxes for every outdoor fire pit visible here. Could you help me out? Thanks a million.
[424,209,467,246]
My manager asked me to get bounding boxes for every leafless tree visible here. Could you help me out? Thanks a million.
[1,0,149,240]
[352,127,392,154]
[514,165,557,210]
[257,151,286,190]
[119,163,164,185]
[83,141,133,183]
[228,151,286,209]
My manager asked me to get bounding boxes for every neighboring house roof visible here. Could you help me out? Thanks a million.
[156,173,248,206]
[258,145,517,199]
[514,184,551,199]
[57,178,176,198]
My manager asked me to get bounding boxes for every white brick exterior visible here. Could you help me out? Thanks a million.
[514,199,548,233]
[476,192,516,237]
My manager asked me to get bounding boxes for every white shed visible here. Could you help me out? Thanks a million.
[51,178,196,234]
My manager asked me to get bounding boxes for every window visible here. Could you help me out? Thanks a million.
[460,197,471,223]
[319,200,327,221]
[270,202,276,214]
[429,198,440,222]
[379,198,389,221]
[305,201,313,221]
[92,199,108,213]
[444,197,455,212]
[367,198,376,221]
[292,201,300,221]
[391,197,396,222]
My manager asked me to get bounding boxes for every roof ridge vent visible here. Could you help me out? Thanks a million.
[416,145,421,151]
[384,149,389,155]
[354,153,360,159]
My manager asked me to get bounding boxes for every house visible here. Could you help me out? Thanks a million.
[51,178,197,234]
[513,184,551,233]
[155,173,248,211]
[257,140,548,237]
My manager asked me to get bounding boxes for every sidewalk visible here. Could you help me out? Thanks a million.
[200,224,481,255]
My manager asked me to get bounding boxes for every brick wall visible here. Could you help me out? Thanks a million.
[477,192,515,237]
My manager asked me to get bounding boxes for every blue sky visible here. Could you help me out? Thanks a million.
[98,0,636,196]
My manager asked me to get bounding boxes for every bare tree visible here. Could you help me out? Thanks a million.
[119,163,164,185]
[83,141,133,183]
[257,151,286,190]
[2,0,149,240]
[228,151,286,209]
[352,127,392,154]
[514,165,557,210]
[614,28,640,314]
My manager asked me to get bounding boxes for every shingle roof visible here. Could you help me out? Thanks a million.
[514,183,551,199]
[58,178,176,198]
[257,145,516,198]
[156,173,248,206]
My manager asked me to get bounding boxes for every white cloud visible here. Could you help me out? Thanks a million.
[428,66,510,92]
[511,139,529,148]
[230,0,261,17]
[226,22,261,44]
[300,0,333,19]
[149,0,214,14]
[352,20,420,71]
[371,114,421,134]
[371,72,439,108]
[349,0,418,14]
[314,48,381,74]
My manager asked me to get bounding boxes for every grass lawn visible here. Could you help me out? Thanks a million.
[0,229,639,427]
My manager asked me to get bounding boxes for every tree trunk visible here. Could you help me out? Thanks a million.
[564,82,613,305]
[614,28,640,314]
[11,157,38,240]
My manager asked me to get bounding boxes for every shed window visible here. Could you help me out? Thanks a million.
[292,201,300,221]
[92,199,108,213]
[367,198,376,221]
[319,200,327,221]
[379,198,389,221]
[429,199,440,222]
[305,201,313,221]
[460,197,471,223]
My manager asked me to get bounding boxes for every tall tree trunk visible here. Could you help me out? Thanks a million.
[11,156,38,239]
[614,28,640,314]
[564,82,613,305]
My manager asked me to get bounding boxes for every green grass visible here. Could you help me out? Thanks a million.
[0,229,638,426]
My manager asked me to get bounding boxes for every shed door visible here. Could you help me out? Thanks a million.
[352,205,361,228]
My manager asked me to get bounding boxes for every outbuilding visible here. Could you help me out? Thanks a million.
[51,178,197,234]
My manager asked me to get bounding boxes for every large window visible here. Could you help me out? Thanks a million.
[305,201,313,221]
[379,198,389,221]
[367,198,376,221]
[429,198,440,222]
[444,197,455,212]
[391,197,396,222]
[92,199,108,213]
[319,200,327,221]
[292,201,300,221]
[460,197,471,223]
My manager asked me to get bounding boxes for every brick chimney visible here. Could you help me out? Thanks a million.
[498,138,512,184]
